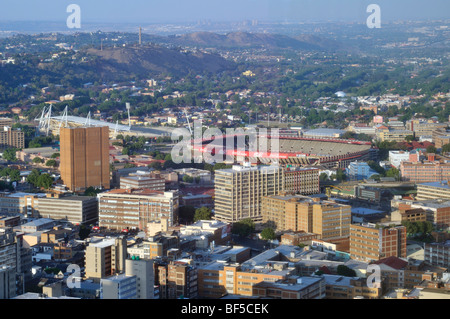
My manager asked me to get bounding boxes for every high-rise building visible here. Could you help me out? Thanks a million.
[98,189,179,231]
[350,223,407,262]
[125,258,154,299]
[60,126,110,192]
[214,165,284,224]
[0,126,25,150]
[214,164,320,224]
[84,237,127,282]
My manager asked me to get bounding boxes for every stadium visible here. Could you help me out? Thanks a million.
[193,133,374,169]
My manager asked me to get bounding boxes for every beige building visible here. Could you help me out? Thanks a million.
[0,126,25,150]
[98,189,179,231]
[377,129,413,142]
[261,194,351,241]
[350,223,407,263]
[214,164,319,225]
[120,175,165,191]
[84,237,127,282]
[214,165,284,224]
[60,126,110,192]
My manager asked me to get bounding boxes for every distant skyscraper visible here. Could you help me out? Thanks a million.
[60,126,110,192]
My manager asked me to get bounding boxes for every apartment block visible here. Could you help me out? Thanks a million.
[400,161,450,183]
[261,194,351,241]
[424,241,450,269]
[198,262,294,298]
[283,167,320,195]
[416,181,450,201]
[391,198,450,230]
[214,164,320,224]
[0,126,24,150]
[377,129,413,142]
[155,259,198,299]
[98,189,179,231]
[84,237,127,282]
[60,126,110,192]
[350,223,407,262]
[390,205,427,223]
[214,165,284,224]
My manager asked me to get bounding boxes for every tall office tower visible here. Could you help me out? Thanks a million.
[214,164,284,224]
[350,223,407,262]
[214,164,320,224]
[125,258,154,299]
[60,126,110,192]
[84,237,127,282]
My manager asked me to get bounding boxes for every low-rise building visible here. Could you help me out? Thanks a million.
[252,276,326,299]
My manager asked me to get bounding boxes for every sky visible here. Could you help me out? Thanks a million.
[0,0,448,24]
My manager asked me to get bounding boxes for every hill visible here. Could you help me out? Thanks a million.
[168,31,344,51]
[83,45,236,79]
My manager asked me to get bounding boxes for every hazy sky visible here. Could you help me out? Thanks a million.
[0,0,448,24]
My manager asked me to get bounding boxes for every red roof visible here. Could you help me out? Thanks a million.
[374,256,408,270]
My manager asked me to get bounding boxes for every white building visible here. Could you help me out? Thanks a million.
[389,151,410,169]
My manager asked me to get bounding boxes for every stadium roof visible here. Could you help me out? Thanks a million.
[51,115,131,132]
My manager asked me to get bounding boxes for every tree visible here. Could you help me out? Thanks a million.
[51,153,60,158]
[182,175,194,183]
[26,169,41,186]
[194,207,212,222]
[260,227,276,240]
[8,169,20,182]
[45,159,58,167]
[148,161,162,170]
[232,218,255,237]
[2,148,17,161]
[319,173,329,181]
[426,145,437,154]
[84,186,101,197]
[32,157,43,164]
[336,265,356,277]
[405,135,415,142]
[442,143,450,153]
[36,174,54,189]
[385,167,400,180]
[335,168,347,182]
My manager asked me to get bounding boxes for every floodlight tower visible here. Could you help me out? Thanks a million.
[126,102,131,128]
